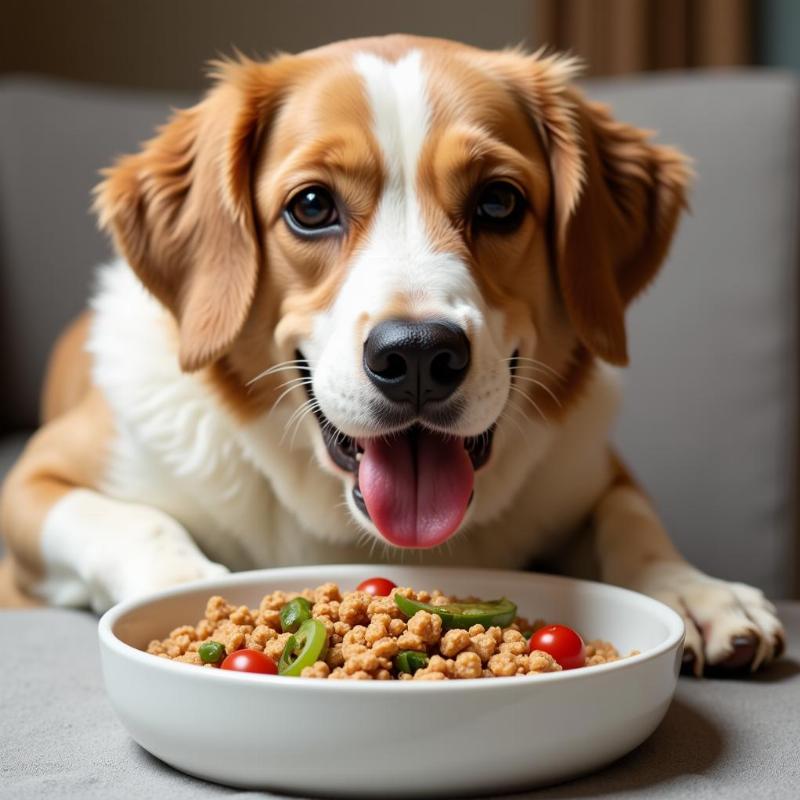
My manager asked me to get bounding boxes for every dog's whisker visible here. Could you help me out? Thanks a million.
[289,408,317,450]
[511,375,562,408]
[287,397,320,436]
[281,399,318,447]
[502,356,565,382]
[246,359,309,387]
[274,376,313,390]
[508,384,549,426]
[497,404,533,449]
[269,382,311,417]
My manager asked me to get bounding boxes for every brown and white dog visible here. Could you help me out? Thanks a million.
[0,35,784,674]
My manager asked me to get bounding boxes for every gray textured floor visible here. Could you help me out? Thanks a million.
[1,605,798,800]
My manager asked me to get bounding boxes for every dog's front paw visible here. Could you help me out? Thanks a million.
[84,505,230,611]
[634,562,785,676]
[117,557,230,604]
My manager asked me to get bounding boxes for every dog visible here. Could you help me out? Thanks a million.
[0,35,784,674]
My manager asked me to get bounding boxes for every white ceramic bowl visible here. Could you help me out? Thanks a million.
[98,565,684,797]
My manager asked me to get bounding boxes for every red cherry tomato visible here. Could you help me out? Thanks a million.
[220,649,277,675]
[529,624,586,670]
[356,577,397,597]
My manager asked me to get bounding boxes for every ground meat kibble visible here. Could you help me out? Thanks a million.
[149,583,631,679]
[312,600,340,621]
[342,626,367,647]
[175,651,203,665]
[367,596,404,619]
[469,633,498,662]
[259,591,290,612]
[499,640,529,656]
[584,640,623,666]
[344,650,379,674]
[301,661,331,679]
[229,605,254,626]
[407,610,442,645]
[210,620,251,654]
[364,613,391,645]
[147,640,166,655]
[169,624,197,641]
[333,620,351,637]
[396,630,426,651]
[453,651,483,679]
[414,670,447,680]
[488,627,504,644]
[338,592,371,626]
[528,650,562,673]
[488,652,519,677]
[440,629,471,657]
[246,625,278,651]
[263,632,293,661]
[173,634,194,655]
[342,642,369,660]
[426,655,449,674]
[205,596,234,623]
[314,582,342,604]
[371,637,399,659]
[326,643,345,669]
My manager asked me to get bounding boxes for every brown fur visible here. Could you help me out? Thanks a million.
[40,311,94,423]
[0,388,114,590]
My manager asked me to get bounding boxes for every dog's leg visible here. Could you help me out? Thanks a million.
[0,390,227,612]
[592,464,785,675]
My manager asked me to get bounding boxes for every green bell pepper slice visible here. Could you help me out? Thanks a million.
[278,619,329,676]
[279,596,313,633]
[394,593,517,630]
[394,650,429,675]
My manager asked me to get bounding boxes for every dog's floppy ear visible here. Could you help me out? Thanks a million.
[94,56,292,372]
[515,54,691,365]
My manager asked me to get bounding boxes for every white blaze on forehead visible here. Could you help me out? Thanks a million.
[354,49,430,226]
[344,49,475,305]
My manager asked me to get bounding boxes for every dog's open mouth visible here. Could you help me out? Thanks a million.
[296,355,496,549]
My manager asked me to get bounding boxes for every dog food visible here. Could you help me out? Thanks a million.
[146,578,635,680]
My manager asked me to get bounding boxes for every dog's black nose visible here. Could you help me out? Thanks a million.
[363,319,470,408]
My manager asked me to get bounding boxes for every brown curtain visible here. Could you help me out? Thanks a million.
[534,0,755,76]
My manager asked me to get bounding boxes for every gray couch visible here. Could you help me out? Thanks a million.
[1,72,799,798]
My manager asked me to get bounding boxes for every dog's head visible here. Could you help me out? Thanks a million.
[95,35,690,549]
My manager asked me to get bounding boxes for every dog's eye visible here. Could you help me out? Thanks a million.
[285,186,340,234]
[474,181,525,230]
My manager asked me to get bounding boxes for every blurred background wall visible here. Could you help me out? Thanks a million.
[1,0,798,92]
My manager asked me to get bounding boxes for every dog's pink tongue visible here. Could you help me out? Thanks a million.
[359,430,474,548]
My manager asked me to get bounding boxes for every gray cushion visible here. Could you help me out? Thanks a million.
[0,77,194,431]
[1,604,799,798]
[585,72,800,599]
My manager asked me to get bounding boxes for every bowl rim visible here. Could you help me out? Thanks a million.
[98,564,685,693]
